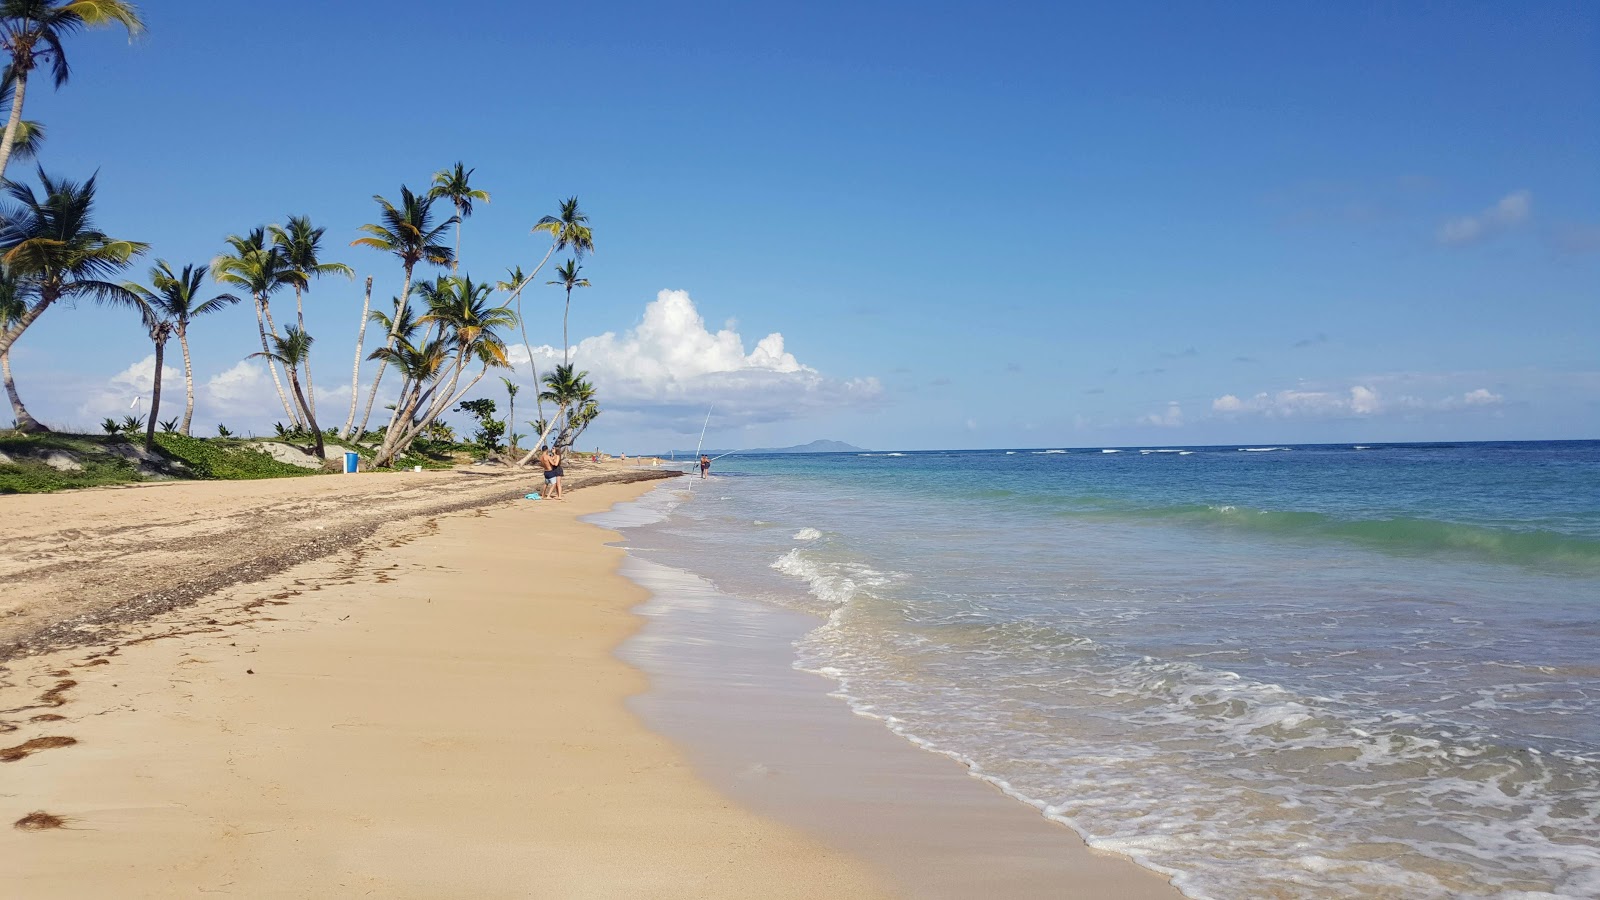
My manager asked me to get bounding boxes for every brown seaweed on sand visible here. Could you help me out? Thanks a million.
[0,735,77,762]
[14,811,67,831]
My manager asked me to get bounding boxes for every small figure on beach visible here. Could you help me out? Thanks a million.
[699,455,711,479]
[539,446,564,499]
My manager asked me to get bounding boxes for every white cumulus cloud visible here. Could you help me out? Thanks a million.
[1141,401,1184,427]
[1438,190,1531,245]
[1212,381,1509,420]
[507,289,881,428]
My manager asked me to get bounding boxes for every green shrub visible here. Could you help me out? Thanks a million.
[152,433,316,480]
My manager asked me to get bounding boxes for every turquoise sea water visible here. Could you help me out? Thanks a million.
[613,441,1600,899]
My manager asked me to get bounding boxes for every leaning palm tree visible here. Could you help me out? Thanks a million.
[131,295,172,451]
[0,0,144,180]
[428,162,489,273]
[127,261,241,435]
[348,185,455,439]
[503,197,592,411]
[213,228,305,426]
[371,275,513,467]
[249,326,324,460]
[270,215,352,419]
[497,264,544,424]
[547,259,590,367]
[0,261,38,429]
[0,169,146,363]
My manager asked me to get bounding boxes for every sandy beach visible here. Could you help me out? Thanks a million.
[1,469,1178,897]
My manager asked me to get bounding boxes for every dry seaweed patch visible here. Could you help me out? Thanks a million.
[29,713,66,722]
[39,679,75,707]
[0,735,77,762]
[14,810,68,831]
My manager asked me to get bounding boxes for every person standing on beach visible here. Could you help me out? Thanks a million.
[539,446,564,499]
[699,454,711,479]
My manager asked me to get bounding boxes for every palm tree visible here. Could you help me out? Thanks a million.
[127,261,241,435]
[212,228,304,426]
[538,363,596,451]
[547,259,590,367]
[370,275,513,467]
[339,274,373,439]
[0,169,146,363]
[132,295,172,451]
[500,376,518,453]
[349,185,455,438]
[0,0,144,181]
[0,261,38,429]
[505,197,592,408]
[270,215,352,420]
[428,162,489,273]
[250,326,324,460]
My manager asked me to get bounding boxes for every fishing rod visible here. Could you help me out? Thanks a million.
[687,405,713,491]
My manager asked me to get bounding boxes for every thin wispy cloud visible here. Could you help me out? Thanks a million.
[1438,190,1532,246]
[1140,401,1184,427]
[1292,333,1329,349]
[1212,383,1505,419]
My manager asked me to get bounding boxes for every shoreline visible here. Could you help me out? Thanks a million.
[0,474,888,896]
[603,487,1184,899]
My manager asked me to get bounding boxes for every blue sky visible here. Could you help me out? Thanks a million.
[6,0,1596,451]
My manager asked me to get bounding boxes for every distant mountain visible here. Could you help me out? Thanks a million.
[747,439,866,454]
[651,439,867,457]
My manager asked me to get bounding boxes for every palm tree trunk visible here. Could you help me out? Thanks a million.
[0,293,52,358]
[255,298,301,427]
[0,68,29,183]
[512,243,557,422]
[340,276,373,439]
[1,345,46,433]
[507,393,515,454]
[563,288,572,367]
[145,338,164,452]
[294,283,317,420]
[355,264,414,438]
[452,200,462,274]
[178,327,196,435]
[287,372,324,459]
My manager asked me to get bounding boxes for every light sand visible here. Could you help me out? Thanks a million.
[0,478,890,897]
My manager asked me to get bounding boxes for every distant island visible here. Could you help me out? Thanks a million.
[651,439,867,457]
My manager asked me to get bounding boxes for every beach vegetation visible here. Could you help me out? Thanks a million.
[455,397,504,455]
[0,0,144,181]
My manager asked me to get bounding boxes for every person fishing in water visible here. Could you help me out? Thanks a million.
[699,454,711,479]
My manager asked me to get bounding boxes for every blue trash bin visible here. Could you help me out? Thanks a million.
[343,451,360,474]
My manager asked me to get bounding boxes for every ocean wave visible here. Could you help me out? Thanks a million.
[792,527,823,542]
[770,548,897,606]
[1102,449,1122,453]
[1239,447,1292,452]
[858,452,908,457]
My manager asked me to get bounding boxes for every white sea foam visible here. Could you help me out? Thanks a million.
[792,527,823,542]
[1239,447,1292,452]
[1102,449,1122,453]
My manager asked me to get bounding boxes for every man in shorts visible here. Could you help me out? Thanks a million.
[539,445,564,499]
